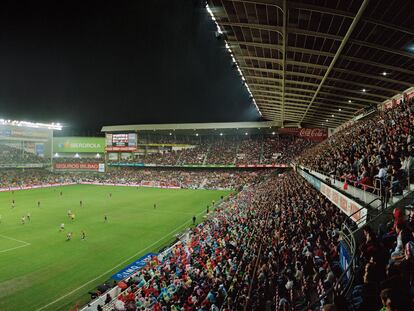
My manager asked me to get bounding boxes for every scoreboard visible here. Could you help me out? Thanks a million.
[106,133,137,151]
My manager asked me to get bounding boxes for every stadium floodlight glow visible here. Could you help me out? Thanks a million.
[338,108,342,111]
[331,114,334,117]
[382,72,387,76]
[54,153,59,157]
[169,132,172,136]
[0,119,62,130]
[245,132,248,135]
[74,153,80,158]
[348,100,352,103]
[362,88,366,92]
[326,119,329,122]
[195,133,199,137]
[96,153,101,158]
[219,132,223,136]
[272,131,275,135]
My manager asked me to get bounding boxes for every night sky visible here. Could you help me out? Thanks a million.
[0,0,260,135]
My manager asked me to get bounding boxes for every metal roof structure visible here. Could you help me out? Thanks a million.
[101,121,275,133]
[207,0,414,127]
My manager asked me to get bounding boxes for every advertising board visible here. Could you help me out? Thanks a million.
[53,137,105,153]
[54,163,105,172]
[278,128,328,142]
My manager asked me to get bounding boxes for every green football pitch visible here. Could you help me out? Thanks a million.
[0,184,231,311]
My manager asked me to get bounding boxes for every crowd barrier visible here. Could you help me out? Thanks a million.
[298,166,379,206]
[297,167,368,227]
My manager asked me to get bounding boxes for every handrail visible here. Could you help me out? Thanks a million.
[299,223,357,311]
[348,197,384,230]
[299,166,381,198]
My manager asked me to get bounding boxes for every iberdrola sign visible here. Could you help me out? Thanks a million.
[53,137,105,153]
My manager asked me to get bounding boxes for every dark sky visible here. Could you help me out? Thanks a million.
[0,0,260,135]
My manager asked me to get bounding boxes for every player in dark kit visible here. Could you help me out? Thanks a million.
[60,191,63,196]
[109,193,112,198]
[206,205,209,214]
[37,201,40,207]
[154,203,156,209]
[104,215,108,223]
[192,215,196,225]
[80,200,83,207]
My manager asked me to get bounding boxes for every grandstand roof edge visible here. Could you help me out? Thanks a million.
[101,121,276,132]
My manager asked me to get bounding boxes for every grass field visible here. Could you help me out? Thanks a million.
[0,185,230,311]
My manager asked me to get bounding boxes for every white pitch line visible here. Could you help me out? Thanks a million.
[0,234,30,245]
[0,243,30,253]
[35,208,206,311]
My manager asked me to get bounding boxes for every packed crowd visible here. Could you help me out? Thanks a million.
[0,169,78,188]
[262,137,315,164]
[101,172,350,311]
[0,144,48,165]
[108,136,315,166]
[0,167,272,190]
[350,205,414,310]
[235,138,262,165]
[299,102,414,195]
[205,140,239,165]
[97,168,271,190]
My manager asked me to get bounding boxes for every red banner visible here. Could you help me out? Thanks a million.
[106,146,137,152]
[236,164,289,168]
[278,128,328,142]
[54,163,101,171]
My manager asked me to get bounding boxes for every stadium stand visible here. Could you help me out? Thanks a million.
[80,99,414,311]
[299,100,414,198]
[0,167,271,191]
[99,172,355,311]
[0,144,48,165]
[107,136,314,166]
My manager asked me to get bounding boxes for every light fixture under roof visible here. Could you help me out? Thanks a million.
[362,88,366,92]
[348,100,352,103]
[382,72,387,76]
[205,3,262,117]
[338,108,342,111]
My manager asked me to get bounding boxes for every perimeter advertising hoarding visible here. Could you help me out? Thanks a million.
[53,137,105,153]
[108,163,288,168]
[278,128,328,142]
[54,163,105,172]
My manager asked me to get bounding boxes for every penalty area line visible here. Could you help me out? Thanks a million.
[0,234,31,253]
[35,208,206,311]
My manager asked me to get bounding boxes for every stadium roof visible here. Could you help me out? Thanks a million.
[206,0,414,127]
[101,121,276,134]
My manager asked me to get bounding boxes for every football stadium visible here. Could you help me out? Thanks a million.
[0,0,414,311]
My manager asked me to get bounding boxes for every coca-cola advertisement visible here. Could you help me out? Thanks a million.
[278,128,328,142]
